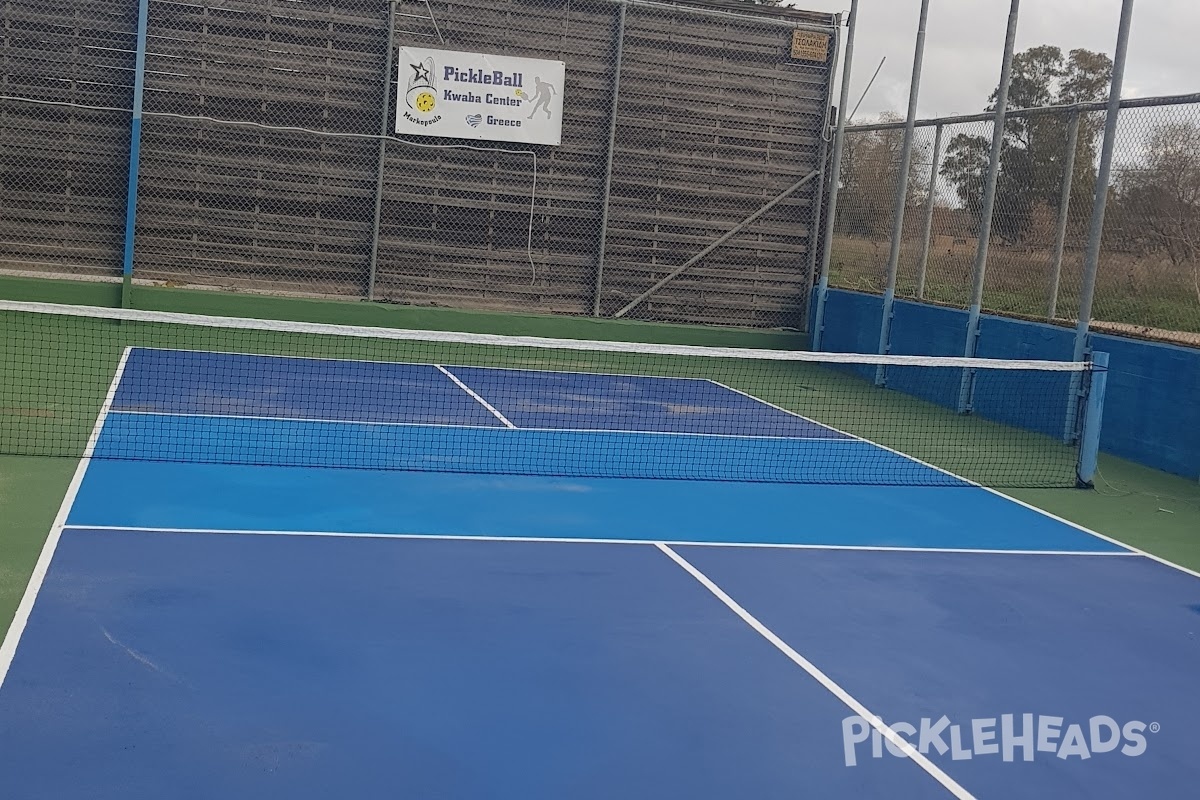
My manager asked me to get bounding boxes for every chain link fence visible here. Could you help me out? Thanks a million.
[0,0,838,329]
[829,96,1200,345]
[0,1,138,279]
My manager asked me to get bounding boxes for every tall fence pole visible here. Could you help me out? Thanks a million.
[801,131,831,333]
[958,0,1020,413]
[593,0,627,317]
[1047,110,1080,320]
[915,122,943,300]
[811,0,858,351]
[366,0,399,302]
[120,0,151,309]
[874,0,930,386]
[801,25,840,334]
[1073,0,1135,361]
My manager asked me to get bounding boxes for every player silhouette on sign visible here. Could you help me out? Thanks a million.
[520,76,556,120]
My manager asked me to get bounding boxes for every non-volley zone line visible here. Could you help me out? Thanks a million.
[61,526,1137,557]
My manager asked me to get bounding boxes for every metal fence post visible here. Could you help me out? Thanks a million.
[915,122,943,300]
[120,0,150,309]
[1064,0,1134,444]
[875,0,930,386]
[1047,109,1080,320]
[1073,0,1135,361]
[811,0,858,351]
[801,131,830,334]
[593,0,627,317]
[800,25,841,335]
[958,0,1020,413]
[366,0,399,302]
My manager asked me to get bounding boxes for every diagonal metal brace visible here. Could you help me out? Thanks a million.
[612,169,820,318]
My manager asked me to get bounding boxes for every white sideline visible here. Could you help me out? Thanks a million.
[0,347,133,688]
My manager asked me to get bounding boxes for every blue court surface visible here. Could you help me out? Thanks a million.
[2,348,1199,799]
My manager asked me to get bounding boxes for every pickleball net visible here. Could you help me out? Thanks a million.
[0,301,1100,487]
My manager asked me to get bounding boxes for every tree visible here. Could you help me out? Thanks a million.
[837,113,930,238]
[940,46,1111,242]
[1111,121,1200,300]
[939,133,989,232]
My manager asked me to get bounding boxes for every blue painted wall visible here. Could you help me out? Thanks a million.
[885,301,968,409]
[816,290,881,382]
[1091,333,1200,479]
[974,315,1077,440]
[818,289,1200,480]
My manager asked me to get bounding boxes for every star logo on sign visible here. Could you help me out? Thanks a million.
[410,62,431,85]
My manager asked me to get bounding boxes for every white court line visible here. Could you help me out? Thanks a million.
[58,526,1137,557]
[708,379,1200,579]
[434,365,516,428]
[104,409,851,442]
[109,410,512,431]
[655,542,975,800]
[0,346,133,689]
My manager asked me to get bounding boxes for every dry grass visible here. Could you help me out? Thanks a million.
[829,235,1200,340]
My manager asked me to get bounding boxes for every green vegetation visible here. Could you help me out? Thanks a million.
[828,236,1200,337]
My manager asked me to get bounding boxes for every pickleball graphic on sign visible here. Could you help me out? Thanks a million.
[406,57,437,113]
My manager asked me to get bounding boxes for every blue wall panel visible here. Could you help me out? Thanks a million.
[816,290,881,381]
[976,316,1075,361]
[1091,334,1200,479]
[974,316,1078,440]
[884,301,967,408]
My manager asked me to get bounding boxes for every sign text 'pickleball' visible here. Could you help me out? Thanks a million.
[396,48,565,146]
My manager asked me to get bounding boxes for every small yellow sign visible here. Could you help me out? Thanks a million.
[791,30,830,62]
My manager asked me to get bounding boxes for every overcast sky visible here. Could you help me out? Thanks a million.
[790,0,1197,123]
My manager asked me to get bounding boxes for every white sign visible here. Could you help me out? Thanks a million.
[395,48,565,146]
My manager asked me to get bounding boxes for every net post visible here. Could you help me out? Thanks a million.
[120,0,150,310]
[1072,0,1136,362]
[875,0,930,387]
[915,122,944,301]
[366,0,400,302]
[811,0,858,351]
[958,0,1020,412]
[1076,350,1109,488]
[592,0,627,317]
[1047,110,1080,320]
